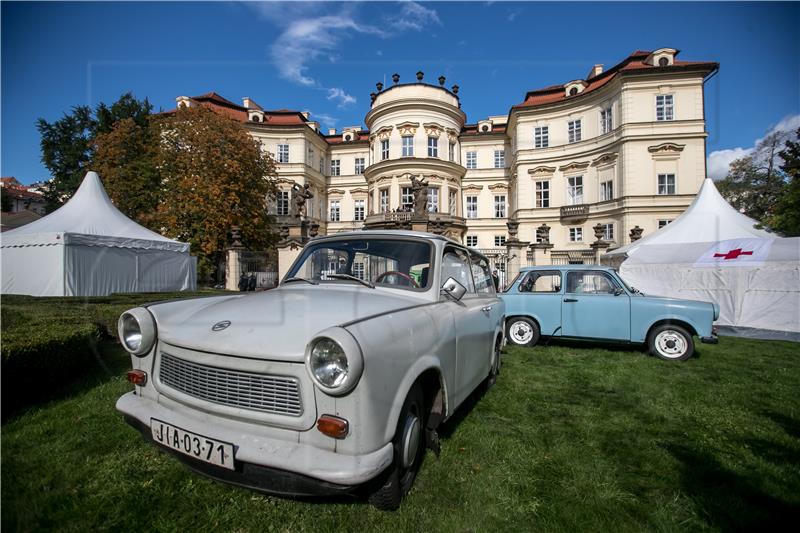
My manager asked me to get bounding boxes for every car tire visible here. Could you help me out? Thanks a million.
[506,317,540,347]
[368,384,426,511]
[648,324,695,361]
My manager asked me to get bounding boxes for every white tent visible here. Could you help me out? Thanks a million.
[1,171,196,296]
[603,179,800,339]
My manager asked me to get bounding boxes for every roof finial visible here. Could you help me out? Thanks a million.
[416,71,424,81]
[392,73,400,84]
[376,82,383,92]
[438,75,446,86]
[451,84,459,95]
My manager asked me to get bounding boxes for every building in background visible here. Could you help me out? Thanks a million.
[172,49,718,279]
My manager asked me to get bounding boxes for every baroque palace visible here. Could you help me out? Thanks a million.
[174,48,717,279]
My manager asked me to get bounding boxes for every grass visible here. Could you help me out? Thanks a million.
[2,337,800,532]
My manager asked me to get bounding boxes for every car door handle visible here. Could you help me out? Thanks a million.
[481,306,493,313]
[564,298,578,303]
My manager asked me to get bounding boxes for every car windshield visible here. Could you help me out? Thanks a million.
[615,270,638,293]
[285,238,434,291]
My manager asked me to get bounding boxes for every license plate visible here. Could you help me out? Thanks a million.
[150,419,235,470]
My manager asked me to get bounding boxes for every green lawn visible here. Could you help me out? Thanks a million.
[2,337,799,532]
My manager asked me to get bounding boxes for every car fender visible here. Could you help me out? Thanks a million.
[633,313,703,343]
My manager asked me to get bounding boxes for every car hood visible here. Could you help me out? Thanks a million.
[634,293,719,319]
[147,285,427,362]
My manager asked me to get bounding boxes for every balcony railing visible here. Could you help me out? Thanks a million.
[364,211,412,224]
[560,204,589,222]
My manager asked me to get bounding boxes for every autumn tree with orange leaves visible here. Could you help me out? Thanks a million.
[93,105,279,276]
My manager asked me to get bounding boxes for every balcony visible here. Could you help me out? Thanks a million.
[364,211,412,225]
[363,211,466,234]
[560,204,589,224]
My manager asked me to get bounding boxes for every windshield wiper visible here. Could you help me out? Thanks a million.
[327,273,375,288]
[283,276,319,285]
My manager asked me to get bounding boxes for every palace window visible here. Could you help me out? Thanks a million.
[353,261,365,280]
[381,139,389,160]
[567,176,584,205]
[427,187,439,213]
[466,196,478,219]
[568,120,582,143]
[449,142,455,161]
[658,219,673,229]
[402,135,414,157]
[354,199,365,221]
[448,189,457,215]
[494,235,506,247]
[354,158,365,174]
[428,136,438,158]
[536,180,550,208]
[494,195,506,218]
[401,187,413,210]
[601,107,613,134]
[569,227,583,242]
[379,188,389,213]
[319,156,324,173]
[466,151,477,169]
[600,180,614,201]
[656,95,674,121]
[277,190,290,216]
[277,144,289,163]
[466,235,478,247]
[657,173,676,195]
[494,150,505,168]
[534,126,549,148]
[330,159,340,176]
[329,200,340,222]
[601,223,614,241]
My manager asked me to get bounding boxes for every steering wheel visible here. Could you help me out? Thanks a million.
[374,270,420,288]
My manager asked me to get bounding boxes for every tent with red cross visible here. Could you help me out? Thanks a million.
[604,178,799,339]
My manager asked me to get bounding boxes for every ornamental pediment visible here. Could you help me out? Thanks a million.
[462,184,484,192]
[350,188,369,196]
[591,153,618,166]
[396,122,420,136]
[528,166,556,177]
[423,123,444,137]
[488,183,509,191]
[276,178,297,186]
[370,126,394,141]
[446,128,459,142]
[327,188,346,196]
[559,161,591,173]
[647,142,685,154]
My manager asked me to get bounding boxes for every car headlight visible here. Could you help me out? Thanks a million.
[118,307,157,356]
[305,328,364,396]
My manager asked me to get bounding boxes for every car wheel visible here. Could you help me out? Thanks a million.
[648,324,695,361]
[368,384,426,511]
[483,335,502,391]
[506,317,539,347]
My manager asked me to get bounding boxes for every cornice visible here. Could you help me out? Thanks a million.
[647,142,685,153]
[364,157,467,182]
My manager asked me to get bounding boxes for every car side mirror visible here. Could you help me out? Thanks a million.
[441,277,467,301]
[614,287,625,296]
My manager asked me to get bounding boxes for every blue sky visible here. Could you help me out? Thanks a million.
[2,1,799,184]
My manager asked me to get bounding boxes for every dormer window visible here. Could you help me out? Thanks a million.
[248,111,265,123]
[569,87,578,96]
[481,125,490,132]
[658,57,669,67]
[646,48,677,66]
[478,120,492,133]
[564,81,587,97]
[251,115,261,123]
[344,134,352,142]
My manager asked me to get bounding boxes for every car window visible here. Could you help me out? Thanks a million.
[519,271,562,293]
[566,271,620,295]
[441,247,475,293]
[469,252,495,295]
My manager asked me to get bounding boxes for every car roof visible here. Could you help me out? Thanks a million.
[520,264,615,272]
[311,229,458,245]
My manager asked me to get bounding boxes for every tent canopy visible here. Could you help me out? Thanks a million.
[605,178,774,257]
[2,171,187,252]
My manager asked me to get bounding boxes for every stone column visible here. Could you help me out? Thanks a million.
[504,220,527,288]
[529,222,554,266]
[225,226,245,291]
[277,220,311,281]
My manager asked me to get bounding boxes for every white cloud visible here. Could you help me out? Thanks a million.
[392,1,441,31]
[327,87,356,107]
[707,113,800,180]
[305,110,338,129]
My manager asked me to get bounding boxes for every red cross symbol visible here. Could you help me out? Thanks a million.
[714,248,753,260]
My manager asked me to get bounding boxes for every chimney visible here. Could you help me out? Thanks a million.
[176,96,192,108]
[307,121,319,132]
[243,97,252,109]
[300,111,309,120]
[587,64,604,78]
[328,128,336,135]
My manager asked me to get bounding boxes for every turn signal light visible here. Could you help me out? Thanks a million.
[126,370,147,386]
[317,415,349,439]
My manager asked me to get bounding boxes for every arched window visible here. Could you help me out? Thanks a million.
[569,87,578,96]
[658,57,670,67]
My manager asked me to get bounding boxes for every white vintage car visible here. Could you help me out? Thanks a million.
[116,231,505,509]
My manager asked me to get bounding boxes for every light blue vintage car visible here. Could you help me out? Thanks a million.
[500,265,719,361]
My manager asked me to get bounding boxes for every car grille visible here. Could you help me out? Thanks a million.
[159,352,303,416]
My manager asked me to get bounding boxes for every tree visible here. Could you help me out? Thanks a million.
[152,105,279,259]
[717,131,789,226]
[1,188,13,212]
[92,118,160,226]
[36,105,95,211]
[767,128,800,236]
[36,92,152,212]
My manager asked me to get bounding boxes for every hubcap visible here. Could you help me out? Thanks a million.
[655,330,687,358]
[511,321,533,344]
[401,414,420,469]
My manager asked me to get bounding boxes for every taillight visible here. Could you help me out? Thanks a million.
[126,370,147,386]
[317,415,349,439]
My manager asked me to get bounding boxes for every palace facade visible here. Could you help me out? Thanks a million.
[174,48,717,278]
